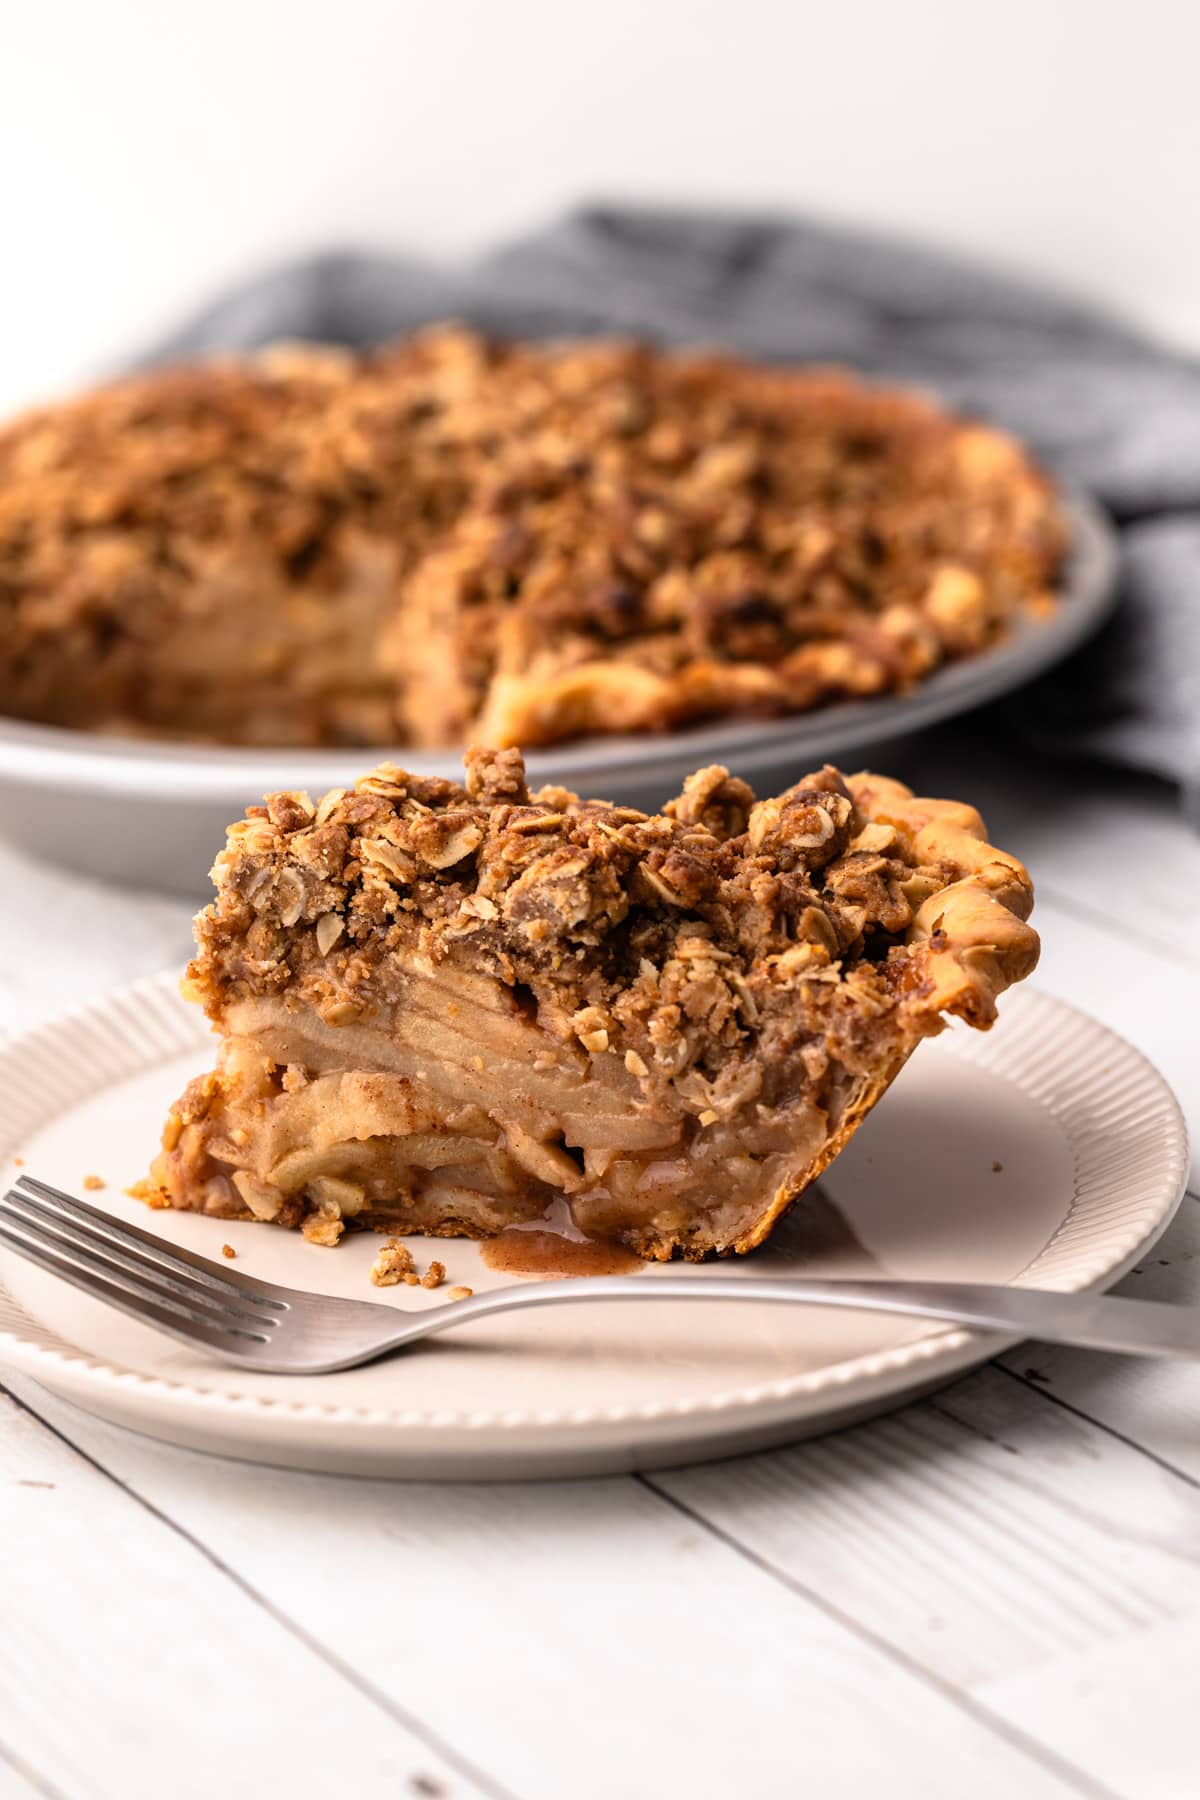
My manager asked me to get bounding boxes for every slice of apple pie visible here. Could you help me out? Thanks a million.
[146,748,1038,1259]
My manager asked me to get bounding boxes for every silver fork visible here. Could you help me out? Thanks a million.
[0,1173,1195,1375]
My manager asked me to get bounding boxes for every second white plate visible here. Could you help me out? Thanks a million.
[0,976,1185,1480]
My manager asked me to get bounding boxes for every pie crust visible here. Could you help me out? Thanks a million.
[0,329,1065,750]
[144,749,1038,1260]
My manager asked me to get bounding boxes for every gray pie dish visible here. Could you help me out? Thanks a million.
[0,487,1117,899]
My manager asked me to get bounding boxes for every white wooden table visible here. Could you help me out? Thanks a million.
[1,732,1197,1800]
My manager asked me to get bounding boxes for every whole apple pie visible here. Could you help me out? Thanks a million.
[144,749,1038,1259]
[0,328,1064,750]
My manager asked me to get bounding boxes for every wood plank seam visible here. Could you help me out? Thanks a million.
[986,1189,1198,1477]
[1035,885,1200,973]
[992,1363,1200,1493]
[0,1734,65,1800]
[0,1381,521,1800]
[634,1472,1116,1800]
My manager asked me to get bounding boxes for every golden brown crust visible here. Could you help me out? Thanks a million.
[846,773,1038,1027]
[0,328,1065,750]
[146,751,1037,1259]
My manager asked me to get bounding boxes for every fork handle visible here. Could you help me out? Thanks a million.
[390,1275,1200,1360]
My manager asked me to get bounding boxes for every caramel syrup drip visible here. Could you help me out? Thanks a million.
[480,1227,644,1279]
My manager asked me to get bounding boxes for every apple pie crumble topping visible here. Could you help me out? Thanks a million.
[146,748,1038,1259]
[0,328,1065,750]
[370,1237,416,1286]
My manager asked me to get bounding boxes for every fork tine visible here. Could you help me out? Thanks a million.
[14,1173,286,1307]
[0,1221,272,1355]
[1,1189,279,1330]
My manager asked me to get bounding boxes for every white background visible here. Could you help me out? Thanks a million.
[2,0,1199,417]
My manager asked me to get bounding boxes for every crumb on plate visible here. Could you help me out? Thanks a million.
[82,1174,106,1191]
[448,1285,473,1302]
[370,1238,415,1287]
[221,1243,236,1259]
[301,1213,344,1247]
[127,1177,173,1210]
[421,1260,446,1290]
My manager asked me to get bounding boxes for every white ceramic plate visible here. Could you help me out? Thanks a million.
[0,974,1185,1480]
[0,489,1117,896]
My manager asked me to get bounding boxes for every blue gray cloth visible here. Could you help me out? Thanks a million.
[151,204,1200,807]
